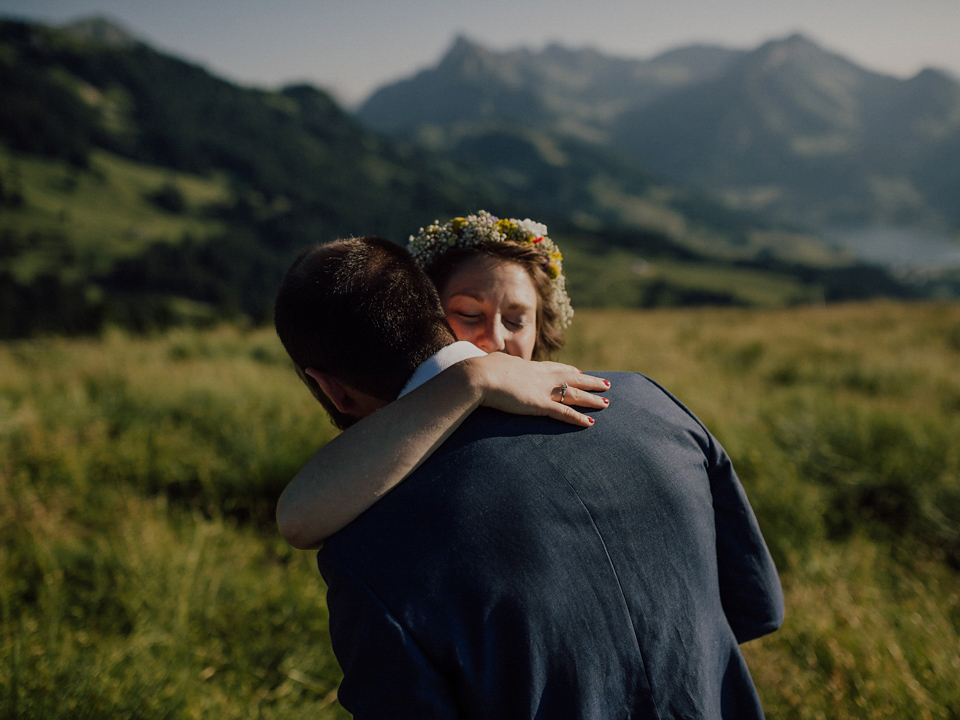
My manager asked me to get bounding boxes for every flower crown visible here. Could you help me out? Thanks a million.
[408,210,573,330]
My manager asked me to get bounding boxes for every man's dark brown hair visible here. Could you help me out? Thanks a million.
[274,237,455,425]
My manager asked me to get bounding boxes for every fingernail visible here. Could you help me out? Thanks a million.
[603,398,610,405]
[588,417,595,424]
[604,379,610,387]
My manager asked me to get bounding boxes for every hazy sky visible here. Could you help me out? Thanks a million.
[3,0,959,107]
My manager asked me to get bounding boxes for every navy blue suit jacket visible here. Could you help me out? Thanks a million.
[318,372,783,719]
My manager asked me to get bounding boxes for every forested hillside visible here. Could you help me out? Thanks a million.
[0,17,504,335]
[1,17,946,339]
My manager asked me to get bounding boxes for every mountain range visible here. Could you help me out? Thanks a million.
[358,34,960,231]
[0,16,955,338]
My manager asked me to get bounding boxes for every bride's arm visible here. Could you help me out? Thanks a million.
[276,353,609,548]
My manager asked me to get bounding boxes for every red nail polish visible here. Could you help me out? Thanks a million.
[588,417,595,424]
[603,398,610,405]
[604,379,610,387]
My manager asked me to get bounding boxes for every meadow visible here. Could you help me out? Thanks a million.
[2,301,959,719]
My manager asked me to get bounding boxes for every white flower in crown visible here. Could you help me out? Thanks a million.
[408,210,573,330]
[516,218,548,238]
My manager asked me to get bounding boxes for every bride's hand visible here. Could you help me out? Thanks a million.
[462,353,610,428]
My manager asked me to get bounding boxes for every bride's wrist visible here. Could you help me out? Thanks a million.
[451,356,490,404]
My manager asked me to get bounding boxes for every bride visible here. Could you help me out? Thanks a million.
[276,211,610,548]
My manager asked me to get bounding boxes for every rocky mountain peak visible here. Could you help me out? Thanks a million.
[62,16,140,48]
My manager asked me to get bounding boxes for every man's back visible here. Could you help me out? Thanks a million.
[319,372,783,719]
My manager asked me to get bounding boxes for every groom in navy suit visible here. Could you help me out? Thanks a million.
[274,236,783,719]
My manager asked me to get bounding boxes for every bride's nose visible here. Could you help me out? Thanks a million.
[477,316,506,353]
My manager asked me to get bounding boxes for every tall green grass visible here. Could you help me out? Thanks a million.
[2,326,344,718]
[3,302,959,718]
[564,301,960,718]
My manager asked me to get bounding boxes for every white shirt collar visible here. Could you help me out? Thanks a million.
[398,341,487,398]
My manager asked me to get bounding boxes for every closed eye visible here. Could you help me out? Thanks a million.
[454,312,483,324]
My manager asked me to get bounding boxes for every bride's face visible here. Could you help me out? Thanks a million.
[438,255,538,361]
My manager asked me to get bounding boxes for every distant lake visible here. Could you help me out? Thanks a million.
[824,227,960,270]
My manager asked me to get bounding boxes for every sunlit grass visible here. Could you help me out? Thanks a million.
[5,488,343,719]
[744,539,960,719]
[1,325,344,718]
[2,301,959,718]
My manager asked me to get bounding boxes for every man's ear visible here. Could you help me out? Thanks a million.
[304,367,354,415]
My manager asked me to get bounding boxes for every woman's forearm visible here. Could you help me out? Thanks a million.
[276,354,609,549]
[276,361,484,548]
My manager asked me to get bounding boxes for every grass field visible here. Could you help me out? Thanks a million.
[2,301,959,718]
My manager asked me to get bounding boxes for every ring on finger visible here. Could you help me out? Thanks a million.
[559,382,568,402]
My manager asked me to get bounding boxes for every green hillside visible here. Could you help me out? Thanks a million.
[2,146,230,276]
[0,16,509,336]
[0,16,939,339]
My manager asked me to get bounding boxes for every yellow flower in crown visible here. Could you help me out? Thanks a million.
[408,210,573,329]
[544,248,563,279]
